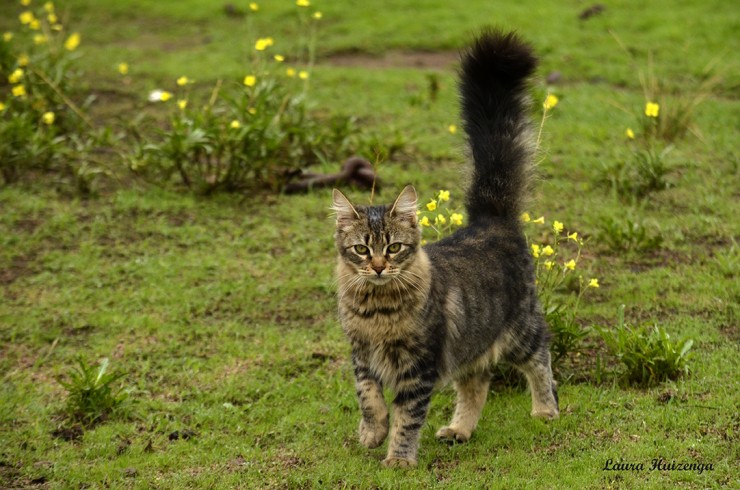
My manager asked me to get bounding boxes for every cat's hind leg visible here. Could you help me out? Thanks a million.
[516,346,559,420]
[435,372,490,443]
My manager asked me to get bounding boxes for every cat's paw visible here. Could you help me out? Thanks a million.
[382,456,416,468]
[435,426,471,443]
[359,418,388,449]
[531,409,559,420]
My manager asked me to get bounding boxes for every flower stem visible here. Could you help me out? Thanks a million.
[31,66,93,128]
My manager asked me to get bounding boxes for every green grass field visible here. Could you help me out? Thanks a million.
[1,0,739,488]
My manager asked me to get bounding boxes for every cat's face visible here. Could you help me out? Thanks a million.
[332,186,421,285]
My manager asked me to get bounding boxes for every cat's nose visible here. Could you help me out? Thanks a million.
[372,265,384,276]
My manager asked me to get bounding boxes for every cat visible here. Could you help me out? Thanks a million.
[331,29,559,468]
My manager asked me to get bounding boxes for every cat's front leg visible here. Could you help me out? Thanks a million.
[383,373,435,468]
[353,358,389,449]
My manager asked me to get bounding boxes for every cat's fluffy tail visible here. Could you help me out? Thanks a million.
[460,29,537,223]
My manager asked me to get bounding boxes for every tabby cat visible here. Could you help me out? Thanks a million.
[332,29,559,468]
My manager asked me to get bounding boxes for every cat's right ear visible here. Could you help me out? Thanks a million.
[332,189,360,228]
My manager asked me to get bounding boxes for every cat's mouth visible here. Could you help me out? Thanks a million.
[367,275,392,285]
[359,270,395,285]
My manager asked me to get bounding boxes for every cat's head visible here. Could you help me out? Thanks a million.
[332,185,421,285]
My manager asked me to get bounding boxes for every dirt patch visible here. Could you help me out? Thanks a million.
[0,253,37,287]
[13,218,43,234]
[321,49,458,70]
[51,423,84,442]
[624,248,694,273]
[718,322,739,342]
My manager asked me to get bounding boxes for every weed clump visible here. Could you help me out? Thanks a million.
[596,305,694,386]
[1,2,393,196]
[57,357,129,426]
[521,212,597,364]
[0,3,112,194]
[597,213,663,253]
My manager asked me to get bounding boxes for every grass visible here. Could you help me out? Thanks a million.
[1,0,739,488]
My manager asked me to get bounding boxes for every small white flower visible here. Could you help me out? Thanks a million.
[148,89,164,102]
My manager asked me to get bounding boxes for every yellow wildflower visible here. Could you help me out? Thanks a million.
[230,120,241,129]
[249,2,259,11]
[296,0,310,6]
[531,244,541,258]
[438,190,450,201]
[18,53,29,66]
[544,260,554,270]
[30,19,41,30]
[543,94,558,110]
[450,213,463,226]
[177,99,187,110]
[118,62,129,75]
[0,102,6,111]
[41,111,55,125]
[448,124,457,134]
[12,85,26,97]
[588,278,600,288]
[645,101,660,118]
[565,259,576,271]
[567,232,578,242]
[542,245,554,256]
[298,70,309,80]
[552,220,563,233]
[286,67,296,78]
[47,13,58,24]
[44,2,55,12]
[3,32,13,42]
[19,11,34,24]
[243,75,256,87]
[419,216,431,227]
[254,37,274,51]
[625,128,635,139]
[64,32,80,51]
[312,11,322,20]
[248,107,257,115]
[176,76,191,86]
[421,239,427,246]
[521,212,531,223]
[274,54,285,62]
[21,0,32,6]
[436,214,447,225]
[9,68,23,84]
[532,216,545,224]
[426,200,437,212]
[33,34,47,45]
[159,91,172,101]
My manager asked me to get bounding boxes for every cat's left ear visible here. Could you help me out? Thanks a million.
[332,189,360,228]
[390,185,418,225]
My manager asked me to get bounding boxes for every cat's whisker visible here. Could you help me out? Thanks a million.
[338,273,365,304]
[398,270,425,296]
[390,276,404,304]
[400,268,425,281]
[333,272,355,288]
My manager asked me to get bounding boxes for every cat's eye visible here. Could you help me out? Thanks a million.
[387,243,402,254]
[354,244,369,255]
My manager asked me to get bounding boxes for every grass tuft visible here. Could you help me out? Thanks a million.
[596,306,694,386]
[56,357,129,426]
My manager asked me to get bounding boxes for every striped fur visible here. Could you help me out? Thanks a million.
[332,29,558,468]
